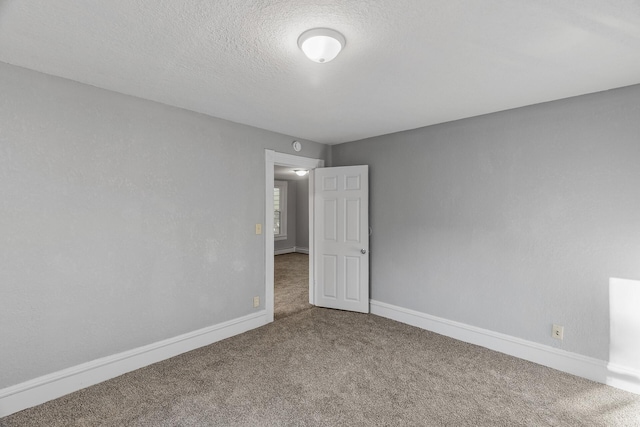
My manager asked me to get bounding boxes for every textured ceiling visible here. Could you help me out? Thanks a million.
[1,1,639,144]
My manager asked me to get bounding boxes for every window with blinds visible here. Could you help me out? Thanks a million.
[274,180,287,239]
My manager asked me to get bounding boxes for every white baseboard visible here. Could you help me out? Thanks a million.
[274,247,308,255]
[370,300,640,395]
[274,247,295,255]
[0,311,268,417]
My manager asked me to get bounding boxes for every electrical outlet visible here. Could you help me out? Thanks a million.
[552,324,564,340]
[255,224,262,234]
[253,296,260,308]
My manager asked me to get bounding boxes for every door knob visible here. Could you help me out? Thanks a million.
[361,249,367,254]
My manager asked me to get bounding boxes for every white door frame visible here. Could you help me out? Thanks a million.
[265,149,324,323]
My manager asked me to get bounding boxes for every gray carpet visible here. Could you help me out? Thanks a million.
[274,253,312,320]
[3,307,640,426]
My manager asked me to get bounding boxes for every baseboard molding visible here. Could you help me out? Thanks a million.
[274,247,295,255]
[370,300,640,395]
[0,311,268,418]
[274,247,308,255]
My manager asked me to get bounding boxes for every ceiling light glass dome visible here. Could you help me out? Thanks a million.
[298,28,346,63]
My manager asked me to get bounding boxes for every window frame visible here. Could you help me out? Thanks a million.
[273,180,288,241]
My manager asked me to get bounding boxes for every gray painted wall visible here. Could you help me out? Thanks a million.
[295,179,309,249]
[0,62,329,389]
[273,177,309,251]
[332,85,640,362]
[274,180,297,251]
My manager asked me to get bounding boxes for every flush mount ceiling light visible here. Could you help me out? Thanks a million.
[294,170,309,176]
[298,28,346,63]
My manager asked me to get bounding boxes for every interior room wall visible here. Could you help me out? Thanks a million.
[274,180,297,251]
[273,176,308,252]
[295,178,309,250]
[0,62,329,389]
[331,84,640,364]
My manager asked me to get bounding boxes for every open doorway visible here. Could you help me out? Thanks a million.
[273,166,312,320]
[264,150,324,323]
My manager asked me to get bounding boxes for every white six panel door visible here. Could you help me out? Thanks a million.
[314,165,369,313]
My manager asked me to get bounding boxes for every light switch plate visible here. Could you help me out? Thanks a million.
[255,224,262,234]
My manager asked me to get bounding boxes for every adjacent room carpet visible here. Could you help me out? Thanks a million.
[274,253,312,320]
[3,307,640,426]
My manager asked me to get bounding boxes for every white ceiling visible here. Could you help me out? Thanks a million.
[1,1,639,144]
[275,166,310,181]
